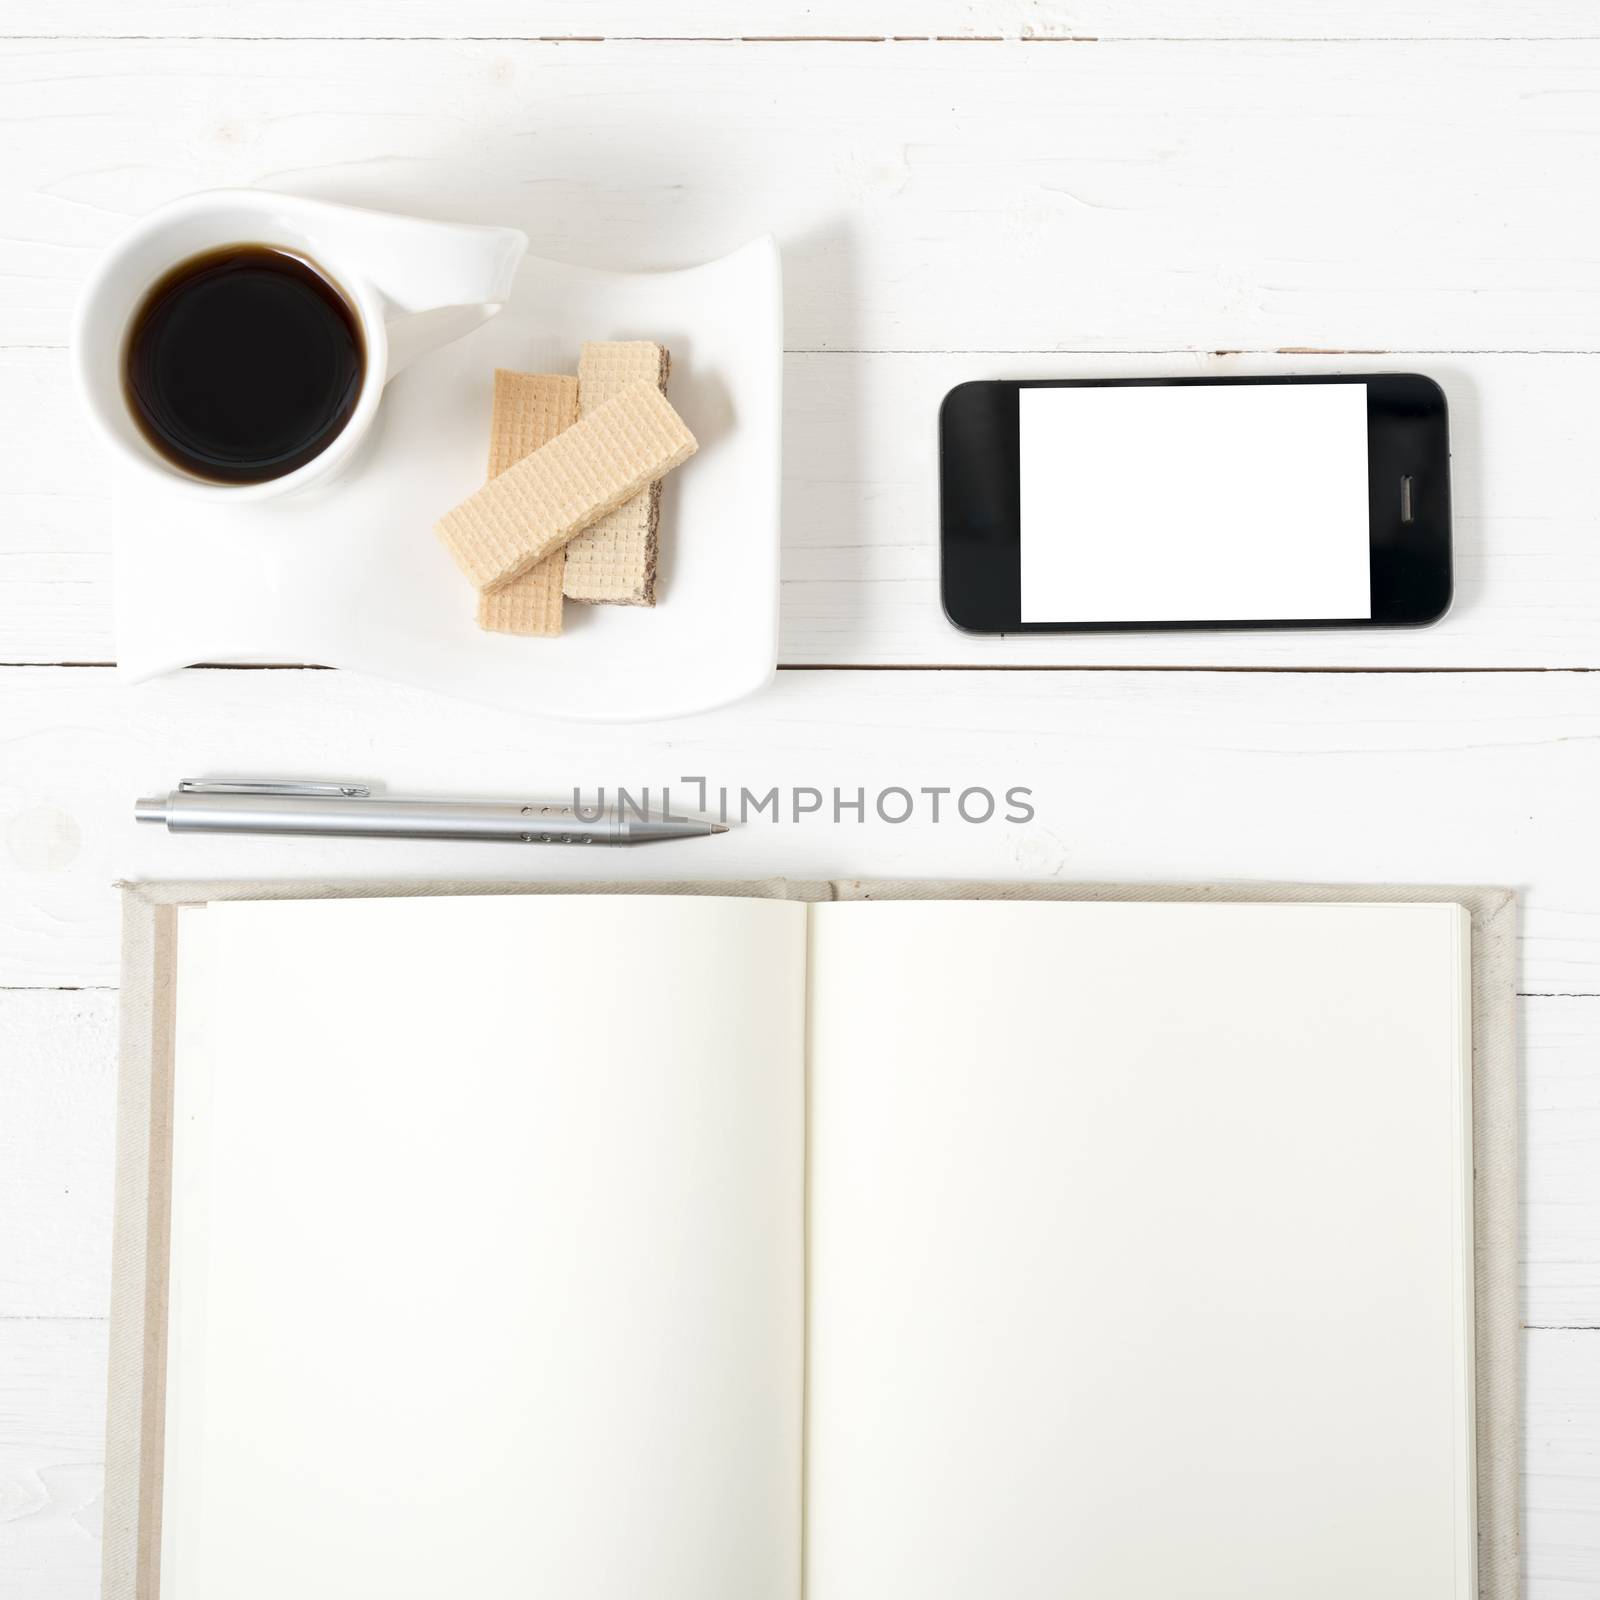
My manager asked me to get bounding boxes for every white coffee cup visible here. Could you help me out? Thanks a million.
[74,189,527,502]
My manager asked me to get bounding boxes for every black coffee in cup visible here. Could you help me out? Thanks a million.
[122,245,364,485]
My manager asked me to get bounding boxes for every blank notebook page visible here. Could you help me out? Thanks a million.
[805,900,1473,1600]
[163,894,807,1600]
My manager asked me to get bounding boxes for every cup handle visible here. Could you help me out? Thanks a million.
[384,303,513,378]
[300,202,528,379]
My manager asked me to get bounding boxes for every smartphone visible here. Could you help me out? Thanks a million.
[939,374,1451,633]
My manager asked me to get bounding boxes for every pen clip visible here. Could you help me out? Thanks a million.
[177,778,372,799]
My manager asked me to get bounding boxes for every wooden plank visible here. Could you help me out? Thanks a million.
[4,40,1600,354]
[1,1316,1596,1597]
[0,350,109,665]
[1524,998,1600,1331]
[1526,1329,1600,1596]
[0,991,115,1322]
[0,1319,107,1600]
[13,3,1600,42]
[9,348,1600,669]
[2,665,1599,990]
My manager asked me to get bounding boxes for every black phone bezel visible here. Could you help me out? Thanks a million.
[938,373,1452,634]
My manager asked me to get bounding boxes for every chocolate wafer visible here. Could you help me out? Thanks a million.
[564,341,672,606]
[434,379,697,594]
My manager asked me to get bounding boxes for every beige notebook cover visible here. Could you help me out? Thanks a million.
[107,879,1517,1600]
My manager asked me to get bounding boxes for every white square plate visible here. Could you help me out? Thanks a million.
[113,237,781,722]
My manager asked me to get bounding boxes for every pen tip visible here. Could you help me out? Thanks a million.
[710,822,730,834]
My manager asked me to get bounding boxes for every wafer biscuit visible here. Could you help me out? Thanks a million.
[435,380,697,593]
[564,342,672,606]
[476,371,579,637]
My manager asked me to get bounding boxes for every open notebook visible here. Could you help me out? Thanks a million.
[135,892,1479,1600]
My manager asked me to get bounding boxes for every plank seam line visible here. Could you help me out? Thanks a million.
[19,345,1600,357]
[777,665,1600,675]
[1,1311,1595,1329]
[2,34,1596,45]
[5,663,1600,675]
[0,985,1587,998]
[789,348,1600,357]
[0,1312,108,1323]
[2,984,115,992]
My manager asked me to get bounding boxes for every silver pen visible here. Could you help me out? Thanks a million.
[134,779,730,846]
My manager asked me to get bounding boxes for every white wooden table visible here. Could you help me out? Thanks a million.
[3,5,1599,1594]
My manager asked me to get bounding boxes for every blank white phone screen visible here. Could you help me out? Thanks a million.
[1018,383,1372,623]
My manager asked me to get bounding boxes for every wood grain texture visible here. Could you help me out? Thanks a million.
[1523,998,1600,1329]
[3,39,1600,354]
[12,3,1600,41]
[0,991,116,1321]
[0,1320,107,1600]
[3,665,1600,989]
[1524,1329,1600,1598]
